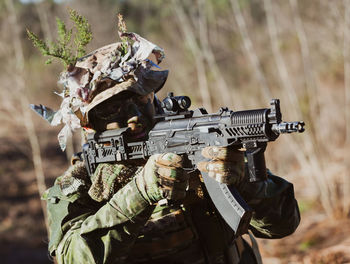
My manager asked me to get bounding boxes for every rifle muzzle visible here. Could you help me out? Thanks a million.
[272,121,305,134]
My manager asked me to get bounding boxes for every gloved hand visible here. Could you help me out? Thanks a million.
[135,153,189,204]
[197,146,245,185]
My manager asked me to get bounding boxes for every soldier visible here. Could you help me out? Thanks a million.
[37,31,300,264]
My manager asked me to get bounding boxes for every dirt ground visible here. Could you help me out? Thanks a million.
[259,213,350,263]
[1,131,350,264]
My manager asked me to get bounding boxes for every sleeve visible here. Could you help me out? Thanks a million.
[238,170,300,239]
[55,168,155,264]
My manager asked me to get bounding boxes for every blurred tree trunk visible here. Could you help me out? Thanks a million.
[263,0,298,116]
[289,0,320,119]
[343,0,350,217]
[5,0,48,230]
[35,0,74,162]
[265,0,334,217]
[35,0,53,43]
[229,0,272,102]
[197,0,241,109]
[172,0,213,112]
[289,0,337,217]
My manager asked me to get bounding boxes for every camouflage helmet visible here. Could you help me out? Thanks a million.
[69,38,168,125]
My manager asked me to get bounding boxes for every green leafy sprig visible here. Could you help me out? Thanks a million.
[26,9,92,68]
[70,9,93,58]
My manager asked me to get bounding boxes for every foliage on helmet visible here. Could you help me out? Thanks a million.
[26,9,92,67]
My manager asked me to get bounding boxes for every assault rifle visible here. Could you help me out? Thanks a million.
[82,93,305,236]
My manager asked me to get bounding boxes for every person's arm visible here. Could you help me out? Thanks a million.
[50,167,154,264]
[196,146,300,239]
[55,153,188,264]
[239,170,300,239]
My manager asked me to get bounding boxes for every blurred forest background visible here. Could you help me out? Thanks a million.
[1,0,350,263]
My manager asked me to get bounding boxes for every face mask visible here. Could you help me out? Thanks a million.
[127,93,156,138]
[88,92,156,136]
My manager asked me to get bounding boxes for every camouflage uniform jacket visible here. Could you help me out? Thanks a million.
[42,160,300,264]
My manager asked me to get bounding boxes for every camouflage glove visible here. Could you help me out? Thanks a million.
[135,153,189,204]
[197,146,245,185]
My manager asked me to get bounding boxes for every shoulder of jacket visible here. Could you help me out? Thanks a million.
[42,160,90,203]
